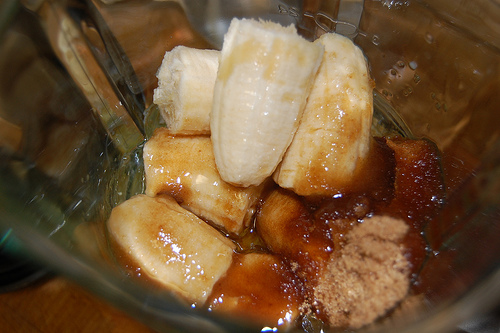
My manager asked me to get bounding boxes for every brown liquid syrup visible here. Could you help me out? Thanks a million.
[205,136,446,328]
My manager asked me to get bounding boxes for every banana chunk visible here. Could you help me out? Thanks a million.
[153,45,219,135]
[107,194,235,305]
[144,128,263,235]
[274,33,374,196]
[211,18,323,187]
[256,187,334,279]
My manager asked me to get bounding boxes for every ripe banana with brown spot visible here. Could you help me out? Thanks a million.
[274,32,374,196]
[210,18,323,187]
[143,128,264,235]
[107,194,235,305]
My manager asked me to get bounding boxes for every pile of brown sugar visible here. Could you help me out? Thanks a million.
[314,215,410,329]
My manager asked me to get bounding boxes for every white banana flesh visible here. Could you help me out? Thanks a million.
[107,194,235,305]
[153,45,219,135]
[274,33,374,196]
[143,128,263,235]
[210,18,324,187]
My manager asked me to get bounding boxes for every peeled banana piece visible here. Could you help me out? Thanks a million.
[107,194,235,305]
[143,128,263,235]
[210,18,324,187]
[153,45,219,135]
[274,33,374,196]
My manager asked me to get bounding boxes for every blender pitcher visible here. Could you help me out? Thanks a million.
[1,0,500,332]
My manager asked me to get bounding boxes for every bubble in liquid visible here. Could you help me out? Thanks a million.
[425,33,434,44]
[390,69,397,76]
[413,74,421,84]
[397,60,405,68]
[409,61,418,70]
[402,86,413,97]
[382,89,393,98]
[372,35,380,45]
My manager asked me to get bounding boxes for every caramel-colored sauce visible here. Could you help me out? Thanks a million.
[206,253,304,327]
[238,136,444,298]
[108,135,446,330]
[385,137,446,230]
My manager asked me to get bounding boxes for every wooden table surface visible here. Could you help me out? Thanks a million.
[0,276,157,333]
